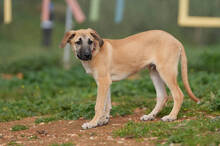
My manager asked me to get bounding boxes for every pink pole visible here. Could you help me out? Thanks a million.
[41,0,50,22]
[65,0,85,23]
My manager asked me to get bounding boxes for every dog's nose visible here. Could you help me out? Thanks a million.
[84,50,91,56]
[83,49,92,59]
[77,48,92,60]
[85,54,91,58]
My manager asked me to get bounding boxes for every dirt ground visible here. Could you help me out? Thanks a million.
[0,111,155,146]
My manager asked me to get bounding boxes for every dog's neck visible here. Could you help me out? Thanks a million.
[81,61,93,74]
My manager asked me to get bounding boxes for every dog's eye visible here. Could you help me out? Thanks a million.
[75,39,82,45]
[88,39,93,45]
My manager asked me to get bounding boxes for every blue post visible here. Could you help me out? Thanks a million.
[115,0,125,24]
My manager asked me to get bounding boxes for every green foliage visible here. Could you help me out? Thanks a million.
[56,101,95,120]
[111,105,133,117]
[189,48,220,73]
[1,54,61,74]
[211,94,220,111]
[114,118,220,145]
[11,125,28,131]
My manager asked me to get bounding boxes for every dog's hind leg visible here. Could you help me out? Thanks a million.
[157,63,184,121]
[141,66,168,121]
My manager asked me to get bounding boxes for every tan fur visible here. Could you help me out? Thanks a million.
[60,28,200,129]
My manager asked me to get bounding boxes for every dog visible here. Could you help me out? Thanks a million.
[60,28,200,129]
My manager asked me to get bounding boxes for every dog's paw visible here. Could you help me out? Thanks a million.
[82,122,97,129]
[161,115,176,122]
[98,115,109,126]
[81,116,109,130]
[140,114,155,121]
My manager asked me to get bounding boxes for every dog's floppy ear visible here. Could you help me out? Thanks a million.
[89,29,104,47]
[59,31,76,48]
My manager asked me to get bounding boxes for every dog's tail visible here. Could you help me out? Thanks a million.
[180,46,200,104]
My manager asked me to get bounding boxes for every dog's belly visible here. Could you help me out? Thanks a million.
[111,73,129,81]
[110,63,147,81]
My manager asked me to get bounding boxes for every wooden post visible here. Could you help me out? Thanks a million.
[63,6,73,70]
[4,0,12,24]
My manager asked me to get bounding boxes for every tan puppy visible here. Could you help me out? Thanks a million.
[60,28,200,129]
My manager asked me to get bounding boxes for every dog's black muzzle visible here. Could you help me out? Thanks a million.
[77,49,92,61]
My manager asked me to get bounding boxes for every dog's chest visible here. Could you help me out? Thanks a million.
[82,62,93,74]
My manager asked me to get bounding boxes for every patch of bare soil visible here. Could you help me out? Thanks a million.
[0,111,154,146]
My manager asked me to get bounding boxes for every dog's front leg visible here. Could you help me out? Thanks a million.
[82,75,112,129]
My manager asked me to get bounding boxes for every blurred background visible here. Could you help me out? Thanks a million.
[1,0,220,67]
[0,0,219,123]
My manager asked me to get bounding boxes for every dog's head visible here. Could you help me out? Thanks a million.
[59,28,104,61]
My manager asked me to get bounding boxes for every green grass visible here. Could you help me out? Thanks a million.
[35,116,60,124]
[0,59,219,122]
[113,117,220,145]
[11,125,28,131]
[7,141,24,146]
[28,135,38,140]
